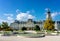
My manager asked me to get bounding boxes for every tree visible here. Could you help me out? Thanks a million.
[0,24,2,31]
[1,22,9,31]
[21,27,27,31]
[34,25,40,31]
[44,19,54,30]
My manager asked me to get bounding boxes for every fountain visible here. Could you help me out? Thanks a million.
[18,30,45,38]
[24,30,37,34]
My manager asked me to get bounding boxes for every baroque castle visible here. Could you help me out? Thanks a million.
[10,9,60,30]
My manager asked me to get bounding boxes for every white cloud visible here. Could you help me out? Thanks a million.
[0,13,14,24]
[45,8,60,19]
[7,16,14,24]
[0,10,35,24]
[16,11,35,21]
[51,12,60,18]
[0,18,14,25]
[7,17,13,21]
[4,14,13,17]
[51,12,57,17]
[0,19,7,23]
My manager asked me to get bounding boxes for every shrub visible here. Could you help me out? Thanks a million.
[21,27,27,31]
[34,25,40,31]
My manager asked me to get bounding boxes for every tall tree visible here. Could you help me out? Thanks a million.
[34,25,40,31]
[44,8,55,30]
[44,19,54,30]
[1,22,9,30]
[0,24,1,30]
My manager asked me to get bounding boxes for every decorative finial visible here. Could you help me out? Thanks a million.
[47,8,50,13]
[45,8,50,13]
[46,8,52,20]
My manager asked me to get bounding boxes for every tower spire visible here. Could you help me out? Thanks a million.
[46,8,52,20]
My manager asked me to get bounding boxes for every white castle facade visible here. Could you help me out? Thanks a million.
[10,19,44,30]
[10,9,60,30]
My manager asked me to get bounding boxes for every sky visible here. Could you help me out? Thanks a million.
[0,0,60,24]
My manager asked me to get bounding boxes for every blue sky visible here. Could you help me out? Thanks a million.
[0,0,60,23]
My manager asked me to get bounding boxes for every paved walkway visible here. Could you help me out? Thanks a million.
[0,36,60,41]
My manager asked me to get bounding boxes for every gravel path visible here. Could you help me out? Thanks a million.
[0,36,60,41]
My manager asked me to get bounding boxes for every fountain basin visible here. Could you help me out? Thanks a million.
[24,30,37,34]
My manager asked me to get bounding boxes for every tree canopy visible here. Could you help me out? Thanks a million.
[1,22,9,29]
[44,19,55,30]
[1,22,13,31]
[34,25,40,31]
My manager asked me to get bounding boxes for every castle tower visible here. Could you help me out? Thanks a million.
[46,9,52,20]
